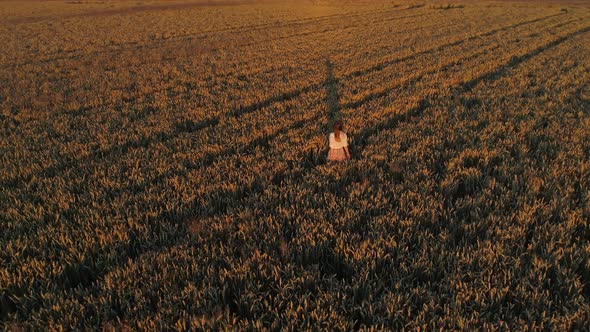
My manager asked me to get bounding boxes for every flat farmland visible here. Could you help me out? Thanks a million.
[1,0,589,329]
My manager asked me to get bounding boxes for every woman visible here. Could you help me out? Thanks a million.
[327,120,351,162]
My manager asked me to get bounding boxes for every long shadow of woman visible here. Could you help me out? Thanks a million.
[324,58,351,163]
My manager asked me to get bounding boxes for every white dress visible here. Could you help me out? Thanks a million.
[328,132,349,161]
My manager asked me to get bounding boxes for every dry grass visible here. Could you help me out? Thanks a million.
[1,0,589,329]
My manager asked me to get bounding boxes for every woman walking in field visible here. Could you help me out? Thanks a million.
[327,120,351,162]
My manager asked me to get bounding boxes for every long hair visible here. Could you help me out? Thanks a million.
[333,120,343,142]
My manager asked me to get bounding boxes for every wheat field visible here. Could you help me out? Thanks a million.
[1,0,589,329]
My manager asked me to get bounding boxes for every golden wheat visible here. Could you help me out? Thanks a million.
[1,0,589,329]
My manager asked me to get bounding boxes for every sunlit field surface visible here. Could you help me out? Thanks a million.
[1,0,589,329]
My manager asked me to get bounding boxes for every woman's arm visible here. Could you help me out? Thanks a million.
[343,133,351,159]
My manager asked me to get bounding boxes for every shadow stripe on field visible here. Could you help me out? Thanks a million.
[0,12,567,190]
[5,22,588,321]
